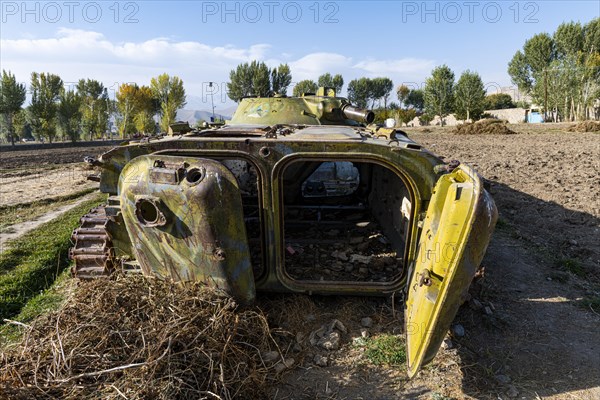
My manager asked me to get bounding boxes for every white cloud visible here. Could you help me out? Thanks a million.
[1,28,271,106]
[3,28,270,67]
[1,29,436,106]
[289,53,435,93]
[289,52,352,81]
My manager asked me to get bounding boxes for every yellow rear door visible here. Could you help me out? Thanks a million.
[406,165,497,377]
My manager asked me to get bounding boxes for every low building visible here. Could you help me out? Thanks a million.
[484,108,528,124]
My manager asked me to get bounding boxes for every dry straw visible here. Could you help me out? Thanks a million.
[0,275,278,399]
[567,121,600,132]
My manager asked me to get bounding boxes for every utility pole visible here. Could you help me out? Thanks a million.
[209,82,216,122]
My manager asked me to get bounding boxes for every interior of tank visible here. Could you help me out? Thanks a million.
[281,160,412,283]
[219,158,412,284]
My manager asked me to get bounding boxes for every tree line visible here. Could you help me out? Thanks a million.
[0,63,514,146]
[0,71,186,145]
[116,75,186,137]
[508,18,599,121]
[227,62,398,110]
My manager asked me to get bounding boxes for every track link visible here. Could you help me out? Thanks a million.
[70,205,115,278]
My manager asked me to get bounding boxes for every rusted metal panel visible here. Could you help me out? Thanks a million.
[118,155,256,304]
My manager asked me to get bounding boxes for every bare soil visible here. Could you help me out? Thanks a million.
[1,128,599,399]
[410,129,600,277]
[0,145,111,169]
[0,164,97,207]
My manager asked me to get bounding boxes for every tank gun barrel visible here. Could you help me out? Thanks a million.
[342,105,375,124]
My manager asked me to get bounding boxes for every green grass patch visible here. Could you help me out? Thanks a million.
[0,187,97,233]
[580,295,600,313]
[556,258,586,278]
[0,194,104,322]
[14,269,72,322]
[363,334,407,367]
[0,269,74,345]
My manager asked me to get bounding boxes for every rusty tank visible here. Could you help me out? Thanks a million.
[71,87,497,376]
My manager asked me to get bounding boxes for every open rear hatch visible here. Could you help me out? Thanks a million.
[405,165,497,377]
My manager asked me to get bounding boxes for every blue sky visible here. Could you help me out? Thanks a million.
[1,0,599,109]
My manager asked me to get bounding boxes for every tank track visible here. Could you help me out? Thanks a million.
[69,205,116,278]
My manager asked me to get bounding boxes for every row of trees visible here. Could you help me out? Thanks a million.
[116,75,186,137]
[361,67,490,126]
[368,68,488,126]
[227,61,292,101]
[508,18,599,121]
[423,66,486,123]
[293,73,345,97]
[0,70,186,144]
[0,71,112,144]
[379,81,522,126]
[227,63,398,113]
[227,62,349,101]
[347,77,394,109]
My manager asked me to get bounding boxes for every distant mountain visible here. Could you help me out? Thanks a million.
[215,105,238,116]
[185,95,237,114]
[176,109,233,126]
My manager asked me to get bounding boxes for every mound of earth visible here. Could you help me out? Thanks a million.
[0,275,281,400]
[454,119,516,135]
[567,120,600,132]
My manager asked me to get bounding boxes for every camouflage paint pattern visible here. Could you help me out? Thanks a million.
[119,155,255,304]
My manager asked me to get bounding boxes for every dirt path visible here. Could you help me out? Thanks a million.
[454,230,600,399]
[0,193,96,252]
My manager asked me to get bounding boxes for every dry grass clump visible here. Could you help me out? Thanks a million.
[567,121,600,132]
[0,275,277,399]
[454,119,517,135]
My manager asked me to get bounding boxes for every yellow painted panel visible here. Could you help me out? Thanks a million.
[406,165,496,377]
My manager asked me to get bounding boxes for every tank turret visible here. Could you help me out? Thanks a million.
[229,87,374,126]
